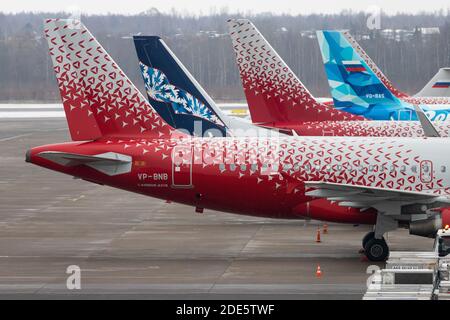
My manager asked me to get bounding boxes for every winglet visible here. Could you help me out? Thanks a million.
[413,105,440,137]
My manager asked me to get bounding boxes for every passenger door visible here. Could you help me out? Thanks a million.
[172,145,193,188]
[420,160,433,184]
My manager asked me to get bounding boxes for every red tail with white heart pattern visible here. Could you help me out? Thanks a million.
[44,18,174,141]
[227,19,364,125]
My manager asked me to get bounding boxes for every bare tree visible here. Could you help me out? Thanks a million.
[0,10,449,102]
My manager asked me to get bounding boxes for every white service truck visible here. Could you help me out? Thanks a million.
[364,228,450,300]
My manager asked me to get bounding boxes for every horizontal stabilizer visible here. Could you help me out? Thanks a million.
[37,151,132,176]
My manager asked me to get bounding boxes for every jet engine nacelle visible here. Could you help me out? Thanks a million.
[409,209,450,238]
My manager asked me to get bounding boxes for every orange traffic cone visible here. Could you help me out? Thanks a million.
[316,265,322,278]
[323,224,328,234]
[316,227,321,243]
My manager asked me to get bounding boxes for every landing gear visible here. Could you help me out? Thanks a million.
[361,231,389,261]
[362,231,375,248]
[360,213,397,261]
[364,237,390,261]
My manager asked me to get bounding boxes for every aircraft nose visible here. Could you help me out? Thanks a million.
[25,149,31,163]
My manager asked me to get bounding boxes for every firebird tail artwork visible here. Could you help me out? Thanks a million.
[226,19,364,126]
[133,35,272,137]
[44,18,175,141]
[133,35,228,137]
[318,30,450,121]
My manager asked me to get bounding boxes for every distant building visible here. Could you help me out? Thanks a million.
[420,27,440,35]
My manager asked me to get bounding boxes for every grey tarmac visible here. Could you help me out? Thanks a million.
[0,118,434,299]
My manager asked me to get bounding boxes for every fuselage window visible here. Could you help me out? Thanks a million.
[230,164,236,171]
[219,164,225,171]
[240,164,247,171]
[411,165,417,173]
[400,165,406,173]
[251,164,257,171]
[441,166,446,173]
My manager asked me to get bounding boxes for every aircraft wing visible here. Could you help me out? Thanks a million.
[305,181,450,211]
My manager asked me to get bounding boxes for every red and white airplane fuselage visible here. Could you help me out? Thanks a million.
[27,135,450,226]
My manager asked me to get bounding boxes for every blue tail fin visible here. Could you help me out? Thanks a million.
[317,30,416,120]
[133,36,229,136]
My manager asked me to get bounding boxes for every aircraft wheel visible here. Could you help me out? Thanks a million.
[364,238,389,262]
[362,231,375,248]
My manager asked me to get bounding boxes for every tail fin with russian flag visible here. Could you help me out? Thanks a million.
[341,30,409,99]
[44,19,173,141]
[317,30,416,120]
[415,68,450,97]
[227,19,363,126]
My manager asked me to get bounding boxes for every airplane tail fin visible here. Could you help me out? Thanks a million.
[341,31,409,99]
[317,30,413,120]
[227,19,362,125]
[44,19,174,141]
[415,68,450,97]
[133,36,229,136]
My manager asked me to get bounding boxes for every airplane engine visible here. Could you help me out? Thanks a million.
[409,209,450,238]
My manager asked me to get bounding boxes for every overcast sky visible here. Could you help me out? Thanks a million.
[1,0,449,16]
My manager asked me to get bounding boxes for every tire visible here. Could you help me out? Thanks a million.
[364,238,389,262]
[362,231,375,248]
